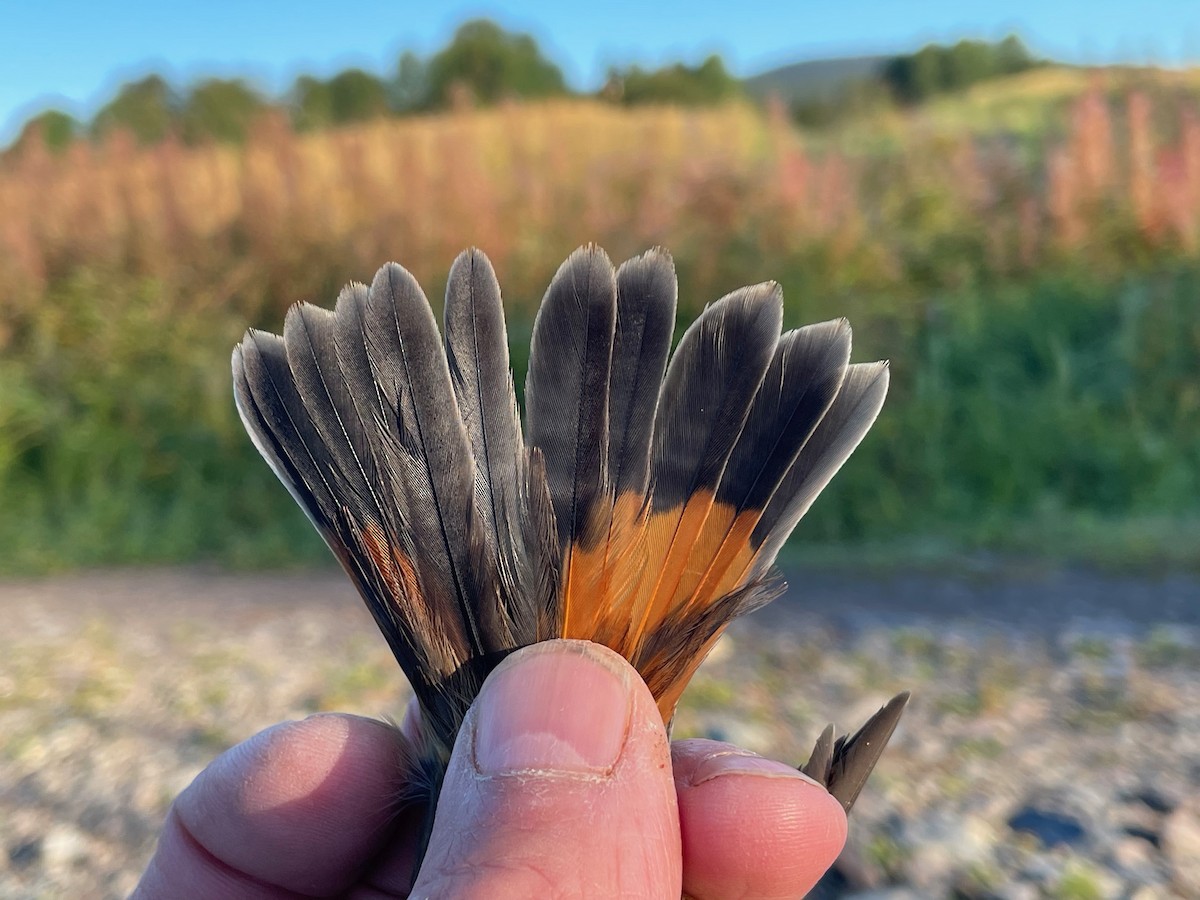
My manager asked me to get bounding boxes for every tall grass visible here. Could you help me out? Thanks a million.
[6,85,1200,319]
[1,83,1198,571]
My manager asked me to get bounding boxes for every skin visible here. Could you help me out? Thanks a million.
[134,640,846,899]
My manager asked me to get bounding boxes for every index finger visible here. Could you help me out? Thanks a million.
[133,713,414,898]
[672,738,848,900]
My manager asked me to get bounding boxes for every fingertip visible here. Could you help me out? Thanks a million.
[133,808,282,900]
[673,740,847,900]
[170,713,410,895]
[410,639,681,897]
[472,640,635,776]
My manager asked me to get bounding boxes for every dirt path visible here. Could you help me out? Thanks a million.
[3,564,1199,898]
[6,560,1198,635]
[767,562,1200,634]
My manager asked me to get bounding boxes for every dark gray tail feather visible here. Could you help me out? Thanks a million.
[524,245,618,551]
[608,249,677,500]
[234,261,561,772]
[803,691,910,813]
[751,361,890,575]
[717,320,851,519]
[648,282,782,513]
[443,248,556,643]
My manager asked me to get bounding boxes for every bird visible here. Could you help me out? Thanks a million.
[232,244,907,863]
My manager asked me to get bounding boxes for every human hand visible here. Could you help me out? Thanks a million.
[133,640,846,898]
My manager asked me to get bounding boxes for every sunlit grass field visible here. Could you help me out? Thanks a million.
[1,75,1198,572]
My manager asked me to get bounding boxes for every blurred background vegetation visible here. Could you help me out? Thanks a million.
[2,19,1198,573]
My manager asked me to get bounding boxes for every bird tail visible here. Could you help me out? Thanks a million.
[233,244,903,815]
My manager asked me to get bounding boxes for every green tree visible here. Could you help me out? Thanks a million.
[944,40,994,90]
[425,19,567,107]
[326,69,391,122]
[12,109,80,153]
[290,75,333,130]
[607,54,741,105]
[92,75,177,143]
[180,78,267,144]
[909,45,946,101]
[883,37,1040,104]
[995,35,1037,74]
[290,70,391,129]
[391,50,429,112]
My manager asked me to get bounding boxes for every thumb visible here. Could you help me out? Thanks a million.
[410,640,681,899]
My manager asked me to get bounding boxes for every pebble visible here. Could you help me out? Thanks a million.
[1006,806,1088,848]
[1162,795,1200,896]
[40,825,88,874]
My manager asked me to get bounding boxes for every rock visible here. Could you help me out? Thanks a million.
[1112,835,1155,868]
[1129,785,1177,815]
[6,836,42,869]
[831,838,885,891]
[1119,799,1164,849]
[1016,855,1065,886]
[40,824,89,873]
[701,717,772,751]
[807,866,852,900]
[1129,886,1173,900]
[809,833,887,899]
[993,884,1038,900]
[1162,795,1200,895]
[1006,805,1088,849]
[1110,835,1162,887]
[888,812,1000,895]
[948,868,1005,899]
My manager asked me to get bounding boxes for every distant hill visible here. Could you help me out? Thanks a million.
[743,55,890,103]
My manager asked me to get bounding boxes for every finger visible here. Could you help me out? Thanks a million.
[133,713,411,898]
[407,640,681,898]
[672,739,848,900]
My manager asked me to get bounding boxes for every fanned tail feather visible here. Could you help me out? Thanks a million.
[583,249,678,646]
[524,246,618,636]
[232,244,905,856]
[283,300,383,522]
[674,319,852,613]
[443,248,553,644]
[235,262,520,769]
[628,284,782,671]
[812,691,910,813]
[361,263,509,659]
[750,361,891,577]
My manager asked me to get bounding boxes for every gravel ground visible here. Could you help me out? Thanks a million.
[2,564,1200,898]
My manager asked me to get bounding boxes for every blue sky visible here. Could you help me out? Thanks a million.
[3,0,1199,141]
